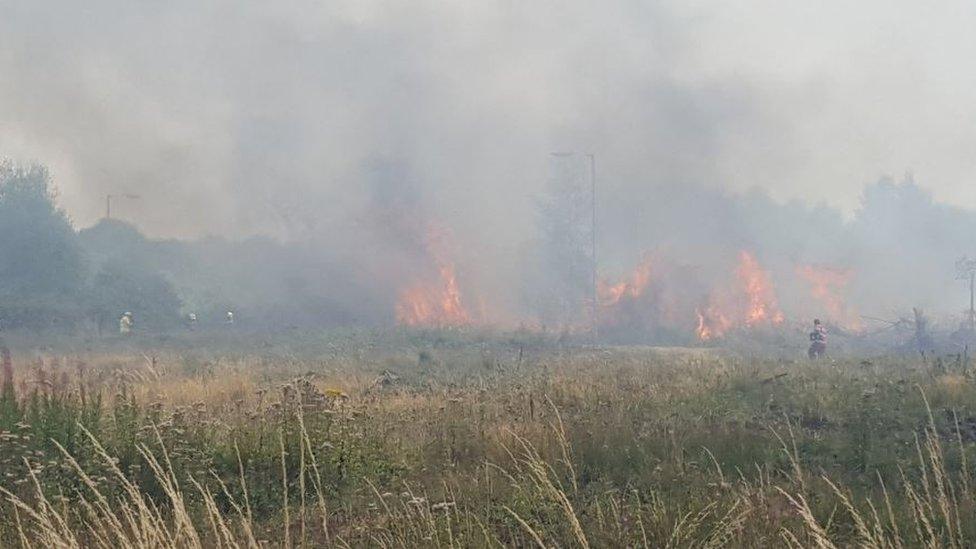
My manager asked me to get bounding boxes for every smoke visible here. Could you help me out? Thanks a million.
[4,1,976,335]
[6,0,976,237]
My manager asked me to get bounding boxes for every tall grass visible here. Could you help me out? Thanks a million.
[1,342,975,546]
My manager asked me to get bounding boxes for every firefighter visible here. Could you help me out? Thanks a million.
[119,312,133,335]
[187,313,198,331]
[808,318,827,359]
[225,311,234,325]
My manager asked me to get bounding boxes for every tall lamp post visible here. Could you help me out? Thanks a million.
[585,153,596,342]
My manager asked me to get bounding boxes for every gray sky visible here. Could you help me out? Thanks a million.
[3,0,976,240]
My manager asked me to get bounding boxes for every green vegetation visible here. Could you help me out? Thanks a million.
[0,160,390,334]
[0,162,87,330]
[2,339,976,547]
[0,163,182,333]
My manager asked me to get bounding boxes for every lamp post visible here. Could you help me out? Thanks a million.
[585,153,596,342]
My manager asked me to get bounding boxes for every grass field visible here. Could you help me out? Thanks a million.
[2,331,976,547]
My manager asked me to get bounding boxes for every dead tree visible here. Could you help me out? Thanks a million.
[913,307,935,357]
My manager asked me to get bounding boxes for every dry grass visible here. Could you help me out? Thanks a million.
[1,338,976,546]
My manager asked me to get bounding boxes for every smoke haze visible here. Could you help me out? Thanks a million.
[4,1,976,336]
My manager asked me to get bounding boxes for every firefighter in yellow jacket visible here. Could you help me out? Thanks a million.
[119,312,133,335]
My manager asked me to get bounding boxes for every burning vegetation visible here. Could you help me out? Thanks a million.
[592,250,790,343]
[391,231,864,346]
[695,306,731,342]
[597,255,653,308]
[395,226,471,327]
[395,262,469,327]
[737,251,784,327]
[695,251,784,341]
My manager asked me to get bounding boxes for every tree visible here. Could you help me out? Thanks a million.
[78,220,182,333]
[0,162,85,328]
[528,156,594,328]
[87,258,182,334]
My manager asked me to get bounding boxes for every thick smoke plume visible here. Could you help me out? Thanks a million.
[4,1,976,342]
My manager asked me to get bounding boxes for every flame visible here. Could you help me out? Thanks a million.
[695,310,708,340]
[598,256,653,307]
[696,251,782,341]
[737,251,784,326]
[395,226,471,327]
[797,264,860,329]
[696,306,731,341]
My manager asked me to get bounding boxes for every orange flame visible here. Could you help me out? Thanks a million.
[737,251,784,326]
[797,264,860,330]
[395,227,471,327]
[696,251,783,341]
[598,256,653,307]
[696,306,731,341]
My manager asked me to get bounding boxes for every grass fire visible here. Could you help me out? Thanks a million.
[6,2,976,547]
